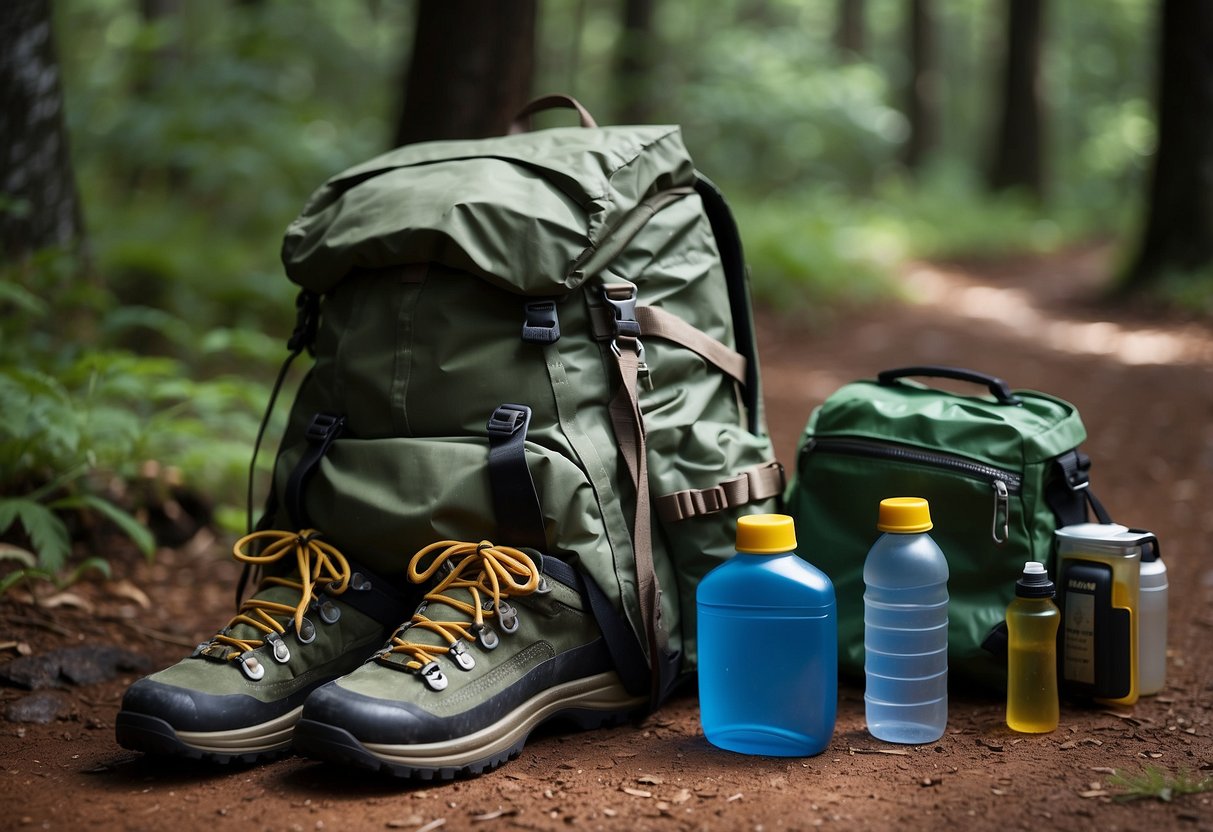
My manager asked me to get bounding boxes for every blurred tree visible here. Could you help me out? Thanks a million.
[135,0,183,88]
[833,0,866,60]
[0,0,86,263]
[902,0,938,171]
[987,0,1046,199]
[1123,0,1213,291]
[394,0,537,146]
[615,0,657,124]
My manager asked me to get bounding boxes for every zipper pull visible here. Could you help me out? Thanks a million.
[991,480,1009,544]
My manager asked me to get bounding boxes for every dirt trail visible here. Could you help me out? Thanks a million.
[3,246,1212,831]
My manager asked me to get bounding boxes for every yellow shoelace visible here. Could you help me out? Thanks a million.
[386,539,540,672]
[209,528,352,659]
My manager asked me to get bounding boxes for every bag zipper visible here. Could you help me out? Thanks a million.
[802,437,1019,544]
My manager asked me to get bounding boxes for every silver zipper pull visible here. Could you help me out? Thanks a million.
[991,480,1009,544]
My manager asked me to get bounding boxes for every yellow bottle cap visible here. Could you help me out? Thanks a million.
[877,497,933,533]
[736,514,797,554]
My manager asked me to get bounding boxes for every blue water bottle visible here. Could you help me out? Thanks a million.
[697,514,837,756]
[864,497,949,744]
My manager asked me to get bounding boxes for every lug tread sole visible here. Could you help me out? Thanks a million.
[114,710,295,765]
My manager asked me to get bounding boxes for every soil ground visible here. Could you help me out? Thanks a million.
[3,246,1212,831]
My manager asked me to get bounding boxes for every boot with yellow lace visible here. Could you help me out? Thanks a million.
[115,529,414,763]
[293,539,649,779]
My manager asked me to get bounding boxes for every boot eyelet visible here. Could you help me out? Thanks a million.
[266,633,291,664]
[419,661,448,691]
[498,602,519,634]
[535,576,551,595]
[448,640,476,671]
[318,600,341,624]
[349,572,372,591]
[240,653,265,681]
[296,617,316,644]
[474,624,499,650]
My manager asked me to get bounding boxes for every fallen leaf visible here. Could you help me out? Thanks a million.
[40,592,93,613]
[636,775,663,785]
[622,788,651,798]
[1059,741,1078,750]
[1078,790,1106,799]
[415,820,446,832]
[670,789,691,804]
[991,788,1006,796]
[849,747,910,756]
[109,580,151,609]
[1089,767,1117,775]
[471,809,513,822]
[726,793,744,802]
[977,738,1005,752]
[385,817,423,829]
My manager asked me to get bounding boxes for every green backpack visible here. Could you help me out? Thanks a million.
[254,96,782,706]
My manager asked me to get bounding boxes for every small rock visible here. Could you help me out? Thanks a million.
[0,646,150,690]
[5,692,72,724]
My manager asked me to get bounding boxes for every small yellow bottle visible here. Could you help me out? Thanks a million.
[1006,562,1060,733]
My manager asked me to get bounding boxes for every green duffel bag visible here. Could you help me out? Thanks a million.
[785,365,1111,690]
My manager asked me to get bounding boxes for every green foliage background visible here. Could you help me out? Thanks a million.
[0,0,1160,585]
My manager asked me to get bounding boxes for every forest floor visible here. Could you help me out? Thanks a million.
[2,245,1212,831]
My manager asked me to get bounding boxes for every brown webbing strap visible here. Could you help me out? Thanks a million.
[636,307,747,385]
[590,304,748,387]
[655,461,785,523]
[607,334,666,705]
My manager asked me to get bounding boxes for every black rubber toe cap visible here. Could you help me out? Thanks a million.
[120,677,293,732]
[301,680,446,744]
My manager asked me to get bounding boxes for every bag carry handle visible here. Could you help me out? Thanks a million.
[508,94,598,134]
[877,365,1022,406]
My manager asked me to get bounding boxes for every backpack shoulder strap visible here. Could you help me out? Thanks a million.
[694,174,763,434]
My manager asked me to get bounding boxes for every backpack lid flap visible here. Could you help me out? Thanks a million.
[281,125,695,296]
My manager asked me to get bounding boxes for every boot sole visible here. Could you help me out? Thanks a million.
[114,706,302,764]
[293,671,646,780]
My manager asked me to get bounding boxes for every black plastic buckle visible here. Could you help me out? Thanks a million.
[486,404,530,437]
[305,412,346,444]
[522,300,561,345]
[1062,450,1092,491]
[602,285,641,338]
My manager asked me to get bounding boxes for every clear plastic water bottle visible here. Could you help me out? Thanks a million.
[1006,562,1060,733]
[697,514,837,756]
[863,497,949,744]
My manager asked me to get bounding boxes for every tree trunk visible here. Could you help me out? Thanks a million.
[615,0,657,124]
[394,0,537,147]
[0,0,86,262]
[987,0,1046,199]
[902,0,938,170]
[1123,0,1213,291]
[833,0,865,60]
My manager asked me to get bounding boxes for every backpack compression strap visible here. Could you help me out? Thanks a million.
[606,313,676,706]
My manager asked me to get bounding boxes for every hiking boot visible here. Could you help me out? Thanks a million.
[292,539,648,779]
[115,529,413,764]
